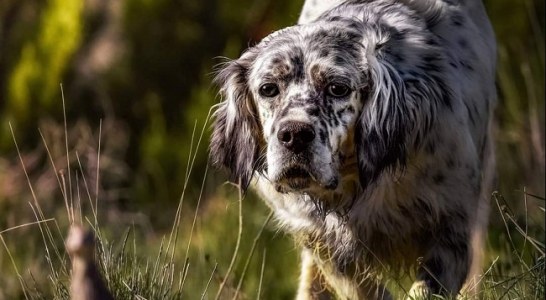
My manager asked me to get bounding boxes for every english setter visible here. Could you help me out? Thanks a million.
[210,0,496,298]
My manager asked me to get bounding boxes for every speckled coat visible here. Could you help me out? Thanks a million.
[210,0,496,299]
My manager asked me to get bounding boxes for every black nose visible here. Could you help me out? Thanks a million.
[277,121,315,153]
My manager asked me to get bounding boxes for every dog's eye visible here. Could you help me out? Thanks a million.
[326,83,351,98]
[259,83,280,98]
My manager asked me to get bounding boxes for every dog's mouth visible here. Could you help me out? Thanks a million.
[273,165,339,193]
[274,165,313,192]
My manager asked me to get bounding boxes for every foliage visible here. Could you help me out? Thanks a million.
[5,0,83,136]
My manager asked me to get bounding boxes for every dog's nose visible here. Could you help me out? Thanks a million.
[277,121,315,153]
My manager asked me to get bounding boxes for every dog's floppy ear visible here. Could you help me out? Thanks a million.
[210,50,261,190]
[355,30,446,188]
[356,52,410,188]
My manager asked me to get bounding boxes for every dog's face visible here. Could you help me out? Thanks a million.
[211,17,442,194]
[247,23,367,194]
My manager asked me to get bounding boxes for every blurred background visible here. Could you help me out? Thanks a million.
[0,0,544,299]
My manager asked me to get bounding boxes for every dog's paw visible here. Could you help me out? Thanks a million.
[407,280,432,300]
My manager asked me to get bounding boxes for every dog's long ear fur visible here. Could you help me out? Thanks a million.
[210,51,261,190]
[356,53,409,188]
[356,28,448,188]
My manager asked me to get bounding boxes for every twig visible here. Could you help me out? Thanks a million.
[257,249,267,300]
[234,211,273,298]
[215,180,244,300]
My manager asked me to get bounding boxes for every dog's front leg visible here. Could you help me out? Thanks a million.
[407,235,470,299]
[296,249,333,300]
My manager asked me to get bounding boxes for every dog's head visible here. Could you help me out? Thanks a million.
[210,16,446,194]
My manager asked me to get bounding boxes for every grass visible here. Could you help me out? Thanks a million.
[0,110,543,299]
[480,192,545,299]
[0,96,298,299]
[0,69,544,300]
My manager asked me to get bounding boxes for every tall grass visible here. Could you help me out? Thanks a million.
[0,108,543,299]
[480,192,545,299]
[0,93,292,299]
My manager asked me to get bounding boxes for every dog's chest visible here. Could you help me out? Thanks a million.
[255,175,425,272]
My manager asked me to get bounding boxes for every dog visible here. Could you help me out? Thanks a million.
[210,0,496,298]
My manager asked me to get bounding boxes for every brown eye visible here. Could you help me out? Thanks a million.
[259,83,280,97]
[326,83,351,98]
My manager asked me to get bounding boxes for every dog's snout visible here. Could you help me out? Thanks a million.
[277,121,315,153]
